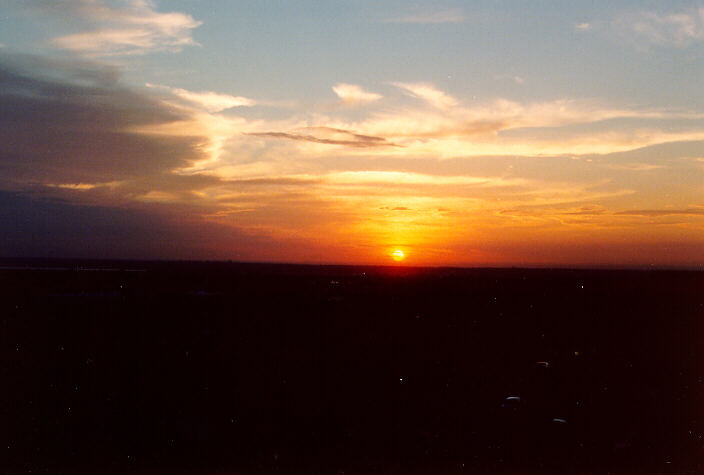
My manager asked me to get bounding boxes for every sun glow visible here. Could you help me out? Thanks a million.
[392,249,406,262]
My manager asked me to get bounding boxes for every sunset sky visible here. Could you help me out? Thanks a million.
[1,1,703,266]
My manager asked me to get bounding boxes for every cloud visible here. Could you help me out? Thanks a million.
[615,207,704,217]
[311,91,704,158]
[224,176,323,187]
[47,181,123,190]
[41,0,202,55]
[332,83,382,106]
[247,127,401,148]
[165,88,255,112]
[147,83,255,112]
[382,206,410,211]
[575,22,592,31]
[0,189,281,260]
[1,53,702,265]
[606,162,665,171]
[0,53,208,187]
[617,7,704,46]
[392,81,458,109]
[324,171,525,188]
[498,203,704,221]
[385,8,467,24]
[562,205,607,216]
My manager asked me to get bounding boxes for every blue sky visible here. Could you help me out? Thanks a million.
[4,1,703,106]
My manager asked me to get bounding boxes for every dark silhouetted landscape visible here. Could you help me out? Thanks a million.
[1,260,703,473]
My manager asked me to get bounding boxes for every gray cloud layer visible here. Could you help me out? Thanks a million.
[0,53,206,186]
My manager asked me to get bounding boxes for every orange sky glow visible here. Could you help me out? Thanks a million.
[1,1,703,267]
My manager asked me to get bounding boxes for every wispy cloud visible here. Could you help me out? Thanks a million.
[324,171,526,188]
[47,181,123,190]
[213,83,704,160]
[606,162,665,171]
[617,6,704,46]
[575,22,592,31]
[497,204,704,224]
[147,83,255,112]
[224,176,323,187]
[47,0,202,55]
[314,86,704,157]
[247,127,401,148]
[615,207,704,217]
[391,81,458,109]
[385,8,467,24]
[332,83,382,106]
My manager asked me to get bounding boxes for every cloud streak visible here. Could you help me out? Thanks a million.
[332,83,382,106]
[147,83,255,112]
[615,207,704,217]
[247,127,401,148]
[392,81,458,109]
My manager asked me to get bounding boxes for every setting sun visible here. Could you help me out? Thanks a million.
[392,249,405,262]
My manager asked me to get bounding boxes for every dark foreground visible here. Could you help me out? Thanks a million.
[1,260,703,473]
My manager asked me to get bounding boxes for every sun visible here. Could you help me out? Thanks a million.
[392,249,405,262]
